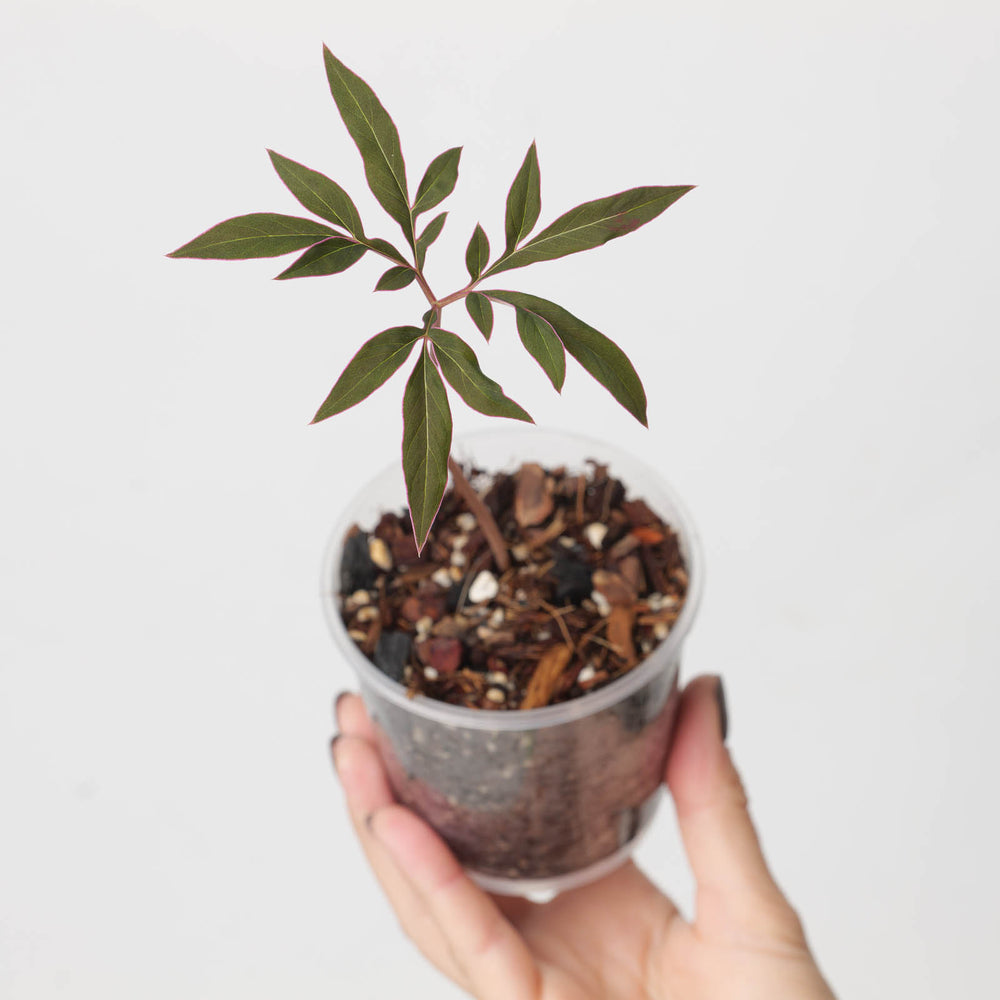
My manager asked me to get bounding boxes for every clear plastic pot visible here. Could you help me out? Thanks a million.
[321,428,703,896]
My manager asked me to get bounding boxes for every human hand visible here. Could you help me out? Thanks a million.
[332,676,836,1000]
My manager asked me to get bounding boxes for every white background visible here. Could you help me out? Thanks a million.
[2,1,998,997]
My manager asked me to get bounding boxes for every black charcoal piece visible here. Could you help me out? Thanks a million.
[340,532,378,593]
[445,579,465,613]
[551,553,593,606]
[374,631,412,683]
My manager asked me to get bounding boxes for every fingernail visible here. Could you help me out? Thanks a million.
[715,677,729,743]
[333,691,350,722]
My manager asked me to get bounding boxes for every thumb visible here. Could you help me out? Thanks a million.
[665,675,803,942]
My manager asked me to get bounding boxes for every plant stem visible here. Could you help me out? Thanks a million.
[414,269,438,306]
[447,456,510,573]
[436,280,479,308]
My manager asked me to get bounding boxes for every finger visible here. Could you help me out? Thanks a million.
[334,691,377,743]
[331,734,468,985]
[369,804,540,1000]
[665,675,803,943]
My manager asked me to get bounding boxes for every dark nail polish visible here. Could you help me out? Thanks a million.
[715,677,729,743]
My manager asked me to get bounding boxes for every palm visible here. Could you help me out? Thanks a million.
[333,680,836,1000]
[490,861,676,999]
[489,861,830,1000]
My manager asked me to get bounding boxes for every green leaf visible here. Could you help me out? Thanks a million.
[465,292,493,341]
[486,185,693,277]
[374,265,417,291]
[275,237,367,279]
[503,142,541,255]
[413,147,462,217]
[402,346,453,551]
[429,329,532,422]
[489,291,647,424]
[465,223,490,280]
[312,326,423,422]
[267,150,364,238]
[415,211,447,269]
[364,237,409,266]
[322,46,414,248]
[514,306,565,391]
[168,213,338,259]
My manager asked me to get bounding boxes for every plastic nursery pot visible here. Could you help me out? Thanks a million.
[321,427,703,897]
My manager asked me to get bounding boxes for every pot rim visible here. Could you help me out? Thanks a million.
[321,426,703,732]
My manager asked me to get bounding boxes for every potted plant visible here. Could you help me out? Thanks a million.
[169,48,702,896]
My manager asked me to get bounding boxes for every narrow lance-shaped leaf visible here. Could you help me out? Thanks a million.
[168,213,337,259]
[489,290,648,425]
[402,346,453,551]
[364,237,409,266]
[513,306,565,391]
[322,46,414,249]
[465,223,489,280]
[415,211,447,269]
[485,185,693,277]
[503,142,541,255]
[275,237,366,279]
[465,292,493,341]
[374,265,416,291]
[413,147,462,218]
[312,326,423,423]
[267,150,365,238]
[429,329,533,422]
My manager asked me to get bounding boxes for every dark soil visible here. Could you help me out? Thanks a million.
[340,459,688,710]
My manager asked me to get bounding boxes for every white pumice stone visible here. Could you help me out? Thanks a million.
[423,666,439,680]
[450,550,467,567]
[654,622,670,640]
[577,664,596,684]
[368,536,393,571]
[344,589,372,611]
[558,535,575,548]
[488,608,505,629]
[591,590,612,617]
[415,616,433,636]
[431,568,453,588]
[486,688,506,704]
[355,606,379,622]
[456,512,477,532]
[468,570,500,603]
[584,522,608,549]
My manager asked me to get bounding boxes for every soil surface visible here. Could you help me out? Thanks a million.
[339,459,688,710]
